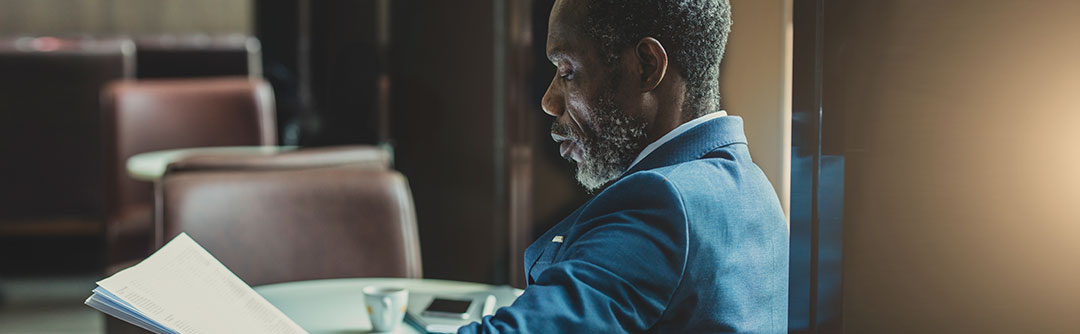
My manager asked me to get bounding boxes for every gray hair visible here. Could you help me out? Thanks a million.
[583,0,732,117]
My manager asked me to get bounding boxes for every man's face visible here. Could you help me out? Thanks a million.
[543,0,651,192]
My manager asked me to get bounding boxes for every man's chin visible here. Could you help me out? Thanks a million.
[573,161,623,193]
[574,171,605,193]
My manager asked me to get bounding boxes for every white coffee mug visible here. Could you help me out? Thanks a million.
[362,286,409,332]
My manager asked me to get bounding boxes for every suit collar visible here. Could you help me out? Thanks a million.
[620,115,747,177]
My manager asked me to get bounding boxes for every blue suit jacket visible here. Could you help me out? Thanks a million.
[459,116,788,333]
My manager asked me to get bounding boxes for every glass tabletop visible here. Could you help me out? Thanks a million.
[254,278,522,334]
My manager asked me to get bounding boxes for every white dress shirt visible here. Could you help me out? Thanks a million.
[626,110,728,171]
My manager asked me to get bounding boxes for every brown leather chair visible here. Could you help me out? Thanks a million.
[159,165,422,286]
[101,77,277,269]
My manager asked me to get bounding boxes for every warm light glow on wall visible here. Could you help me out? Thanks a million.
[833,0,1080,332]
[722,0,793,217]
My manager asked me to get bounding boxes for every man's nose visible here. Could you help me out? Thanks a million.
[541,79,562,117]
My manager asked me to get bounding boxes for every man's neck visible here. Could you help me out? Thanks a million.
[628,110,728,172]
[646,105,713,143]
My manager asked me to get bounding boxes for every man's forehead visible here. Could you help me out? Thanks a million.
[549,0,576,25]
[546,0,585,60]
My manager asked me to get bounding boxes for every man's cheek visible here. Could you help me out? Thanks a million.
[566,95,597,126]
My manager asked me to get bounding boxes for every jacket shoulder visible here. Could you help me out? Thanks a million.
[584,170,688,219]
[634,145,782,222]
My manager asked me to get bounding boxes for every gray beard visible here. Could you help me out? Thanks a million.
[561,91,649,192]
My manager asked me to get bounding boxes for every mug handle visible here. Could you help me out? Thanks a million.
[381,296,393,326]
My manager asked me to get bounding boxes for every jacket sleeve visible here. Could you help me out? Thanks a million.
[458,172,688,334]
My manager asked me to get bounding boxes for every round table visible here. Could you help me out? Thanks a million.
[126,145,298,181]
[254,278,523,334]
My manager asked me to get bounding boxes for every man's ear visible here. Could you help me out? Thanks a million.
[635,37,668,92]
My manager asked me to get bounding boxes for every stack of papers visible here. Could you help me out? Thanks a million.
[85,233,307,334]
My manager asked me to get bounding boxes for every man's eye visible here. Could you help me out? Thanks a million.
[559,71,574,81]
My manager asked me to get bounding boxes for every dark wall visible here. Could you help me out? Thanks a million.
[254,0,304,142]
[390,0,501,283]
[256,0,589,285]
[256,0,382,146]
[306,0,381,145]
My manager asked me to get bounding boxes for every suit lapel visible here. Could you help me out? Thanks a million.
[524,204,587,285]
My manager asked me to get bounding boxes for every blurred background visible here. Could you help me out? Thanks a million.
[0,0,1076,333]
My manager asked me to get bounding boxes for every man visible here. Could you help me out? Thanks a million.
[459,0,788,332]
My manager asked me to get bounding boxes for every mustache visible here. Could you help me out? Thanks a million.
[551,122,577,141]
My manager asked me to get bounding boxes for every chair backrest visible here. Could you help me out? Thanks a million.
[0,37,134,222]
[160,165,422,286]
[134,34,262,79]
[101,77,277,224]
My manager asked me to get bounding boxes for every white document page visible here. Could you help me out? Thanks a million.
[98,233,307,334]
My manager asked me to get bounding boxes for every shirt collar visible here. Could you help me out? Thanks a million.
[626,110,728,171]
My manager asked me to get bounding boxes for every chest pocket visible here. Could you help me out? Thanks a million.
[527,240,565,285]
